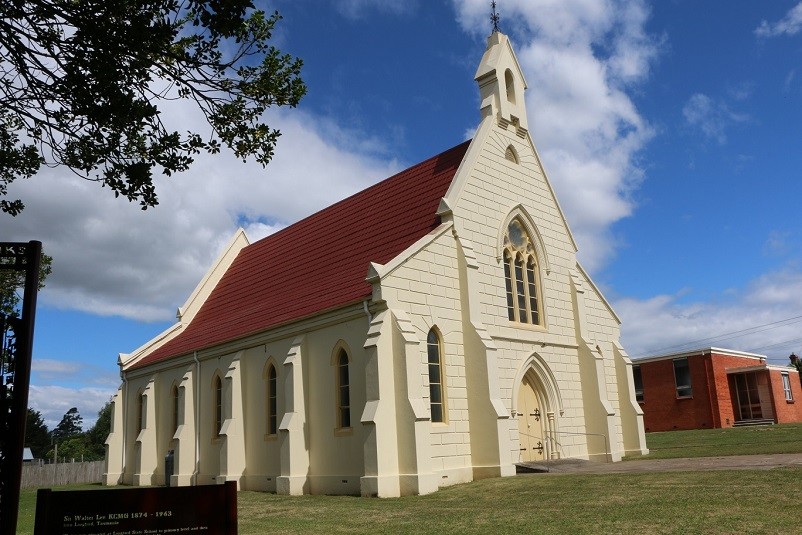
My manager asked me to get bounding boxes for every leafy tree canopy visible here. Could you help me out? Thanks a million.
[0,0,306,215]
[85,399,112,458]
[0,251,52,317]
[24,408,50,458]
[51,406,83,441]
[47,434,99,462]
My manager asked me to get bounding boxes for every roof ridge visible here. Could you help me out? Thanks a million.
[248,140,472,248]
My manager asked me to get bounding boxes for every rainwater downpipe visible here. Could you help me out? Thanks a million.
[193,351,200,486]
[121,368,128,482]
[704,353,717,427]
[362,299,372,324]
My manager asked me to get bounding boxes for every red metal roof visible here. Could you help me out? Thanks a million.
[133,140,470,369]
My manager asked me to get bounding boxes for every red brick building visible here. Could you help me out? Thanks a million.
[632,348,802,432]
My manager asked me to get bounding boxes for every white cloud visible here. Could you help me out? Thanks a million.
[783,69,796,93]
[451,0,659,271]
[5,104,400,322]
[682,93,749,145]
[29,385,115,429]
[756,2,802,37]
[617,267,802,363]
[763,230,792,257]
[31,358,81,375]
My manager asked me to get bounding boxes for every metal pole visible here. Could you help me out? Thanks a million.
[0,241,41,534]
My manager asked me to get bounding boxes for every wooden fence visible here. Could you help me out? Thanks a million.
[20,460,105,489]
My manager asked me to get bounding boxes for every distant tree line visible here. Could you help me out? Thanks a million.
[25,402,111,462]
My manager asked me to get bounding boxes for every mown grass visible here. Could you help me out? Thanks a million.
[17,425,802,534]
[236,469,801,534]
[18,468,802,535]
[636,422,802,459]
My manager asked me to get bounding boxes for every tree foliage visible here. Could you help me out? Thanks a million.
[0,251,52,317]
[51,406,82,441]
[24,408,50,458]
[44,402,111,461]
[791,353,802,388]
[0,0,306,215]
[85,399,112,458]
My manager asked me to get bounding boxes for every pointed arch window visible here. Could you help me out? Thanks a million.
[505,145,519,164]
[266,363,278,435]
[336,350,351,428]
[505,69,516,104]
[427,329,446,423]
[136,392,145,434]
[171,385,179,435]
[503,218,542,325]
[213,375,223,437]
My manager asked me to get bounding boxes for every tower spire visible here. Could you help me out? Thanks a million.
[491,1,500,34]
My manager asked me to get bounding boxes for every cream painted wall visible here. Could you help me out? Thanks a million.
[105,30,646,497]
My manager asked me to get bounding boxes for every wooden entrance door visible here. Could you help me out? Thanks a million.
[517,376,544,462]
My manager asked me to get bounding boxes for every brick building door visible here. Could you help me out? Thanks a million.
[517,375,545,462]
[730,371,775,422]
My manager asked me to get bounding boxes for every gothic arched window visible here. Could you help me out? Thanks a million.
[505,69,516,104]
[213,375,223,437]
[171,384,179,435]
[503,219,542,325]
[427,328,446,423]
[266,363,278,435]
[336,350,351,428]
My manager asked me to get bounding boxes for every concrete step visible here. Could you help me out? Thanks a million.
[732,418,775,427]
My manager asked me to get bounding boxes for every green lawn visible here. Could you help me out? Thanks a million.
[16,424,802,534]
[17,468,802,534]
[636,422,802,459]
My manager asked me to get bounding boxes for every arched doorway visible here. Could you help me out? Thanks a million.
[517,374,545,462]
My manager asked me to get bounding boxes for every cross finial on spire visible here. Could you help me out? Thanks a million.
[491,1,500,33]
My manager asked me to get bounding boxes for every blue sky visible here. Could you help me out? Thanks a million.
[5,0,802,428]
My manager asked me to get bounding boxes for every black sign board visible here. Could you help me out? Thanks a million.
[34,482,237,535]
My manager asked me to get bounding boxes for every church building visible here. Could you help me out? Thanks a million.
[104,31,648,497]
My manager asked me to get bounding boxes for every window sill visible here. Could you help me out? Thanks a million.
[334,427,353,437]
[506,320,548,332]
[264,433,278,442]
[675,395,693,400]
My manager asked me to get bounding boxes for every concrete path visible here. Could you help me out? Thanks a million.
[516,453,802,475]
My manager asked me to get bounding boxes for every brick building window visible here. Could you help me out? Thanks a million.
[632,365,644,402]
[503,218,542,325]
[782,372,793,401]
[673,357,692,398]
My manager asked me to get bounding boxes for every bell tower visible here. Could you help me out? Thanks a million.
[474,31,529,137]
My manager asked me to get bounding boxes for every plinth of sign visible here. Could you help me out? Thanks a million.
[34,481,237,535]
